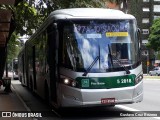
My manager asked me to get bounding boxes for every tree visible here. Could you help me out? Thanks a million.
[147,18,160,51]
[7,32,20,63]
[6,0,124,37]
[14,1,40,36]
[14,0,105,36]
[0,2,37,64]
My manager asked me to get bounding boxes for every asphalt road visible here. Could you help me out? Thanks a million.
[11,79,160,120]
[124,80,160,111]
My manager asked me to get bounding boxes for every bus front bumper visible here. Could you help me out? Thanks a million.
[58,81,143,107]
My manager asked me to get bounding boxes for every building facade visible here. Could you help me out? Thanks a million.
[127,0,160,73]
[107,0,160,73]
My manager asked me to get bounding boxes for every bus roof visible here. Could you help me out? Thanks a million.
[51,8,135,20]
[37,8,135,35]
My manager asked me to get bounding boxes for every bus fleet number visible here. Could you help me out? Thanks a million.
[117,79,132,84]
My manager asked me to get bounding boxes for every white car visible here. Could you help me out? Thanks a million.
[149,67,160,76]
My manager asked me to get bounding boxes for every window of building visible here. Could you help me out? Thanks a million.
[154,5,160,12]
[154,16,160,20]
[142,29,149,34]
[142,18,149,23]
[143,7,150,12]
[143,0,149,2]
[154,0,160,1]
[142,40,148,45]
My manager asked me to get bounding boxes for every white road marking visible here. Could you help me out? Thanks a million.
[116,105,160,120]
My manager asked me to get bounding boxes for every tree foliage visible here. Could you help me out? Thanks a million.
[5,0,122,37]
[105,0,123,4]
[15,0,105,36]
[147,18,160,51]
[7,32,20,63]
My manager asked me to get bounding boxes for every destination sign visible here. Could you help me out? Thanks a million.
[75,21,129,34]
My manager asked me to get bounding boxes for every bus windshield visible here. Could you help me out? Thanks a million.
[61,20,140,73]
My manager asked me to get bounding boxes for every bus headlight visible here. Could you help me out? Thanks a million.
[64,78,70,84]
[63,78,77,87]
[135,74,143,84]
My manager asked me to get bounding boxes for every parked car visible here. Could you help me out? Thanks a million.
[149,67,160,76]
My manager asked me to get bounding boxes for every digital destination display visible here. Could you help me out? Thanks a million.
[75,21,129,37]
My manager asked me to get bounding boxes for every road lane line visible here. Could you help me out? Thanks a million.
[116,105,160,120]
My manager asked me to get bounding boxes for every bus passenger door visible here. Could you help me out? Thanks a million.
[47,23,58,103]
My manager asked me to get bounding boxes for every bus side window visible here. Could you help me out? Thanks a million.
[61,27,74,70]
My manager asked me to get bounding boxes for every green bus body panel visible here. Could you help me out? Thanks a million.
[76,74,136,89]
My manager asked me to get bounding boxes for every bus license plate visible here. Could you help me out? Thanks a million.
[101,98,115,104]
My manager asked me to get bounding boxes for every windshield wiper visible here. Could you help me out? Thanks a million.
[108,45,130,74]
[82,56,100,76]
[108,45,114,69]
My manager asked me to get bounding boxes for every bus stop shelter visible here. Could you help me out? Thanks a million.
[0,0,21,79]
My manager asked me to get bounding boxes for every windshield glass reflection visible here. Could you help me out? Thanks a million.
[61,20,140,72]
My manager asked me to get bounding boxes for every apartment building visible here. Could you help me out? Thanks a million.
[141,0,160,72]
[125,0,160,73]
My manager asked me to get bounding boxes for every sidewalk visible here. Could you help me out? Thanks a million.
[143,74,160,80]
[0,87,27,111]
[0,83,32,120]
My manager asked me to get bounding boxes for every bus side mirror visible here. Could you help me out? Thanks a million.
[53,23,59,49]
[137,28,141,49]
